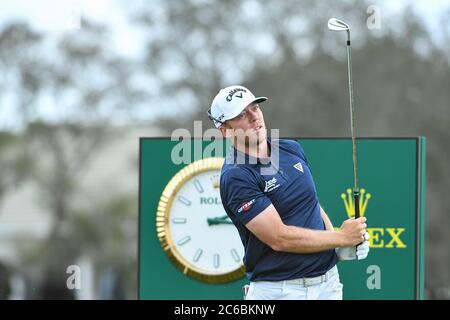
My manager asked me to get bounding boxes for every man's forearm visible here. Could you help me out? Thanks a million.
[275,225,345,254]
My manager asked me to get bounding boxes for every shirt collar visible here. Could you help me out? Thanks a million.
[227,139,280,171]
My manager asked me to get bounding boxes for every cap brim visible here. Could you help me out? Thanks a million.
[253,97,268,104]
[225,96,268,121]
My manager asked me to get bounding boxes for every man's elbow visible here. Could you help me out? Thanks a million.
[269,227,290,252]
[270,241,286,252]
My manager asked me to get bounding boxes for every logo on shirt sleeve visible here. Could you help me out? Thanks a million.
[237,199,256,214]
[294,162,304,173]
[264,177,280,193]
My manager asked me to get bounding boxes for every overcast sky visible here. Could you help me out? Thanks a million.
[0,0,449,58]
[0,0,144,58]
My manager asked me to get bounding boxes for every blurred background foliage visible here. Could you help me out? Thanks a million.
[0,0,449,299]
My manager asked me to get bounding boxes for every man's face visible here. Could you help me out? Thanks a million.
[221,102,267,148]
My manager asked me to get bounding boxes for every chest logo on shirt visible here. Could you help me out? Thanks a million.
[294,162,304,173]
[237,199,256,214]
[264,177,281,193]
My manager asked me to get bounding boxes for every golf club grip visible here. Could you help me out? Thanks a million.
[354,190,360,219]
[353,190,364,249]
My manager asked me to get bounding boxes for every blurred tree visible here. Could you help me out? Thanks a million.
[15,122,109,299]
[67,195,137,299]
[0,132,31,203]
[0,23,44,129]
[0,23,43,206]
[132,0,369,131]
[0,20,140,299]
[0,263,11,299]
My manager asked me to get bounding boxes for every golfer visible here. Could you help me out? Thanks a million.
[207,85,370,300]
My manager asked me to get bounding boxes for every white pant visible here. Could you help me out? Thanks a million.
[245,265,343,300]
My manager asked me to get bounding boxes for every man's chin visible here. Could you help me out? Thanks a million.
[241,130,267,148]
[251,129,266,146]
[257,129,267,142]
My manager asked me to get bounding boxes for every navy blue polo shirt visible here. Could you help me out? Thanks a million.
[220,139,337,281]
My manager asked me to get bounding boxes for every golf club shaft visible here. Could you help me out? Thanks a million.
[345,34,360,219]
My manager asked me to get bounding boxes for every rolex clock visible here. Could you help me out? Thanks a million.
[156,157,245,283]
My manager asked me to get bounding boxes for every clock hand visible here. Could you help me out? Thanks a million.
[214,215,229,221]
[207,219,234,225]
[207,215,233,226]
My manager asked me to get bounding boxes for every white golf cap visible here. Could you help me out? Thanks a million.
[208,85,268,128]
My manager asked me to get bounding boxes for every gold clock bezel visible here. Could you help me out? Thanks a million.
[156,157,246,284]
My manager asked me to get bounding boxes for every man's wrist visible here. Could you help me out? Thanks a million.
[331,230,347,247]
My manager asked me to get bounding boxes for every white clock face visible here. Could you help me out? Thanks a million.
[169,170,244,275]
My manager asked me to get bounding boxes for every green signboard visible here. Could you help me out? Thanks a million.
[139,138,425,300]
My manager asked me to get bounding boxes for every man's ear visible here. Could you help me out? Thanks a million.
[219,124,233,138]
[219,126,227,138]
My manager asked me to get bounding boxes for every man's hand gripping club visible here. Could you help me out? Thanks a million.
[336,217,370,261]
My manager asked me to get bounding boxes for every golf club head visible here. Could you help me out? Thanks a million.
[327,18,350,32]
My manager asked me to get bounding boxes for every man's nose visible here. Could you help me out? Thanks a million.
[247,109,259,122]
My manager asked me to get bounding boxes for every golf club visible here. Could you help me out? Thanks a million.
[327,18,360,220]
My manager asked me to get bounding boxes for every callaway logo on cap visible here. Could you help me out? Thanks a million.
[208,85,268,128]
